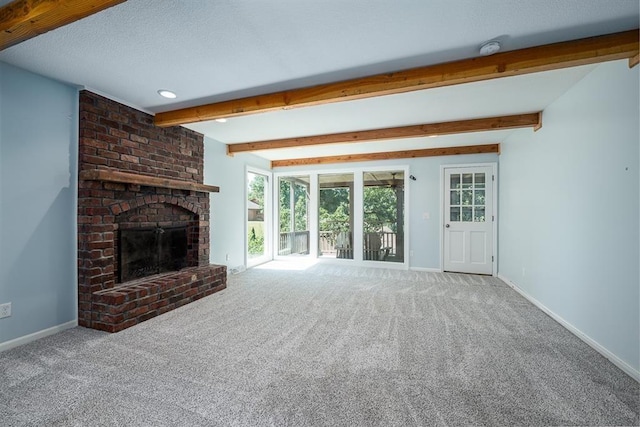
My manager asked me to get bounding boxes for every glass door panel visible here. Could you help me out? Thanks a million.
[278,175,310,256]
[247,172,267,261]
[247,170,271,267]
[318,173,354,259]
[363,170,404,263]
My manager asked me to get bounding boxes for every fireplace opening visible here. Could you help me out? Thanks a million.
[119,225,188,282]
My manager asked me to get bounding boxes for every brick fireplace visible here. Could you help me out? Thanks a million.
[77,91,226,333]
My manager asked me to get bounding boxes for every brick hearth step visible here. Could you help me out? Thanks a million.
[90,265,226,333]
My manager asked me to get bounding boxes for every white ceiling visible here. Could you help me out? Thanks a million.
[0,0,637,162]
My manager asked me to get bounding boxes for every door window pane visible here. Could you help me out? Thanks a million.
[475,173,485,188]
[462,207,473,222]
[450,207,461,222]
[450,190,460,205]
[474,207,485,222]
[474,190,485,206]
[462,190,473,205]
[462,173,473,188]
[450,174,461,189]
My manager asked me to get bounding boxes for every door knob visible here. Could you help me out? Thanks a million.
[445,224,450,228]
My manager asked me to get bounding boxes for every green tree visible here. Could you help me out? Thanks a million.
[320,188,349,214]
[248,174,265,208]
[279,179,309,232]
[248,227,264,255]
[319,188,350,234]
[363,186,400,232]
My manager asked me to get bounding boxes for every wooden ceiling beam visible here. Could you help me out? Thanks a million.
[0,0,126,51]
[155,29,639,127]
[271,144,500,168]
[227,112,540,155]
[630,52,639,68]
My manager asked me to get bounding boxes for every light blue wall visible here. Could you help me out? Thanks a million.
[204,136,270,270]
[273,153,499,270]
[204,137,497,270]
[0,62,78,344]
[499,60,639,374]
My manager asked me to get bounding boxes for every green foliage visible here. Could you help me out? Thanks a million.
[319,188,350,234]
[320,188,349,214]
[363,186,400,232]
[247,173,265,208]
[248,174,266,256]
[248,227,264,255]
[316,185,403,234]
[275,178,403,236]
[319,205,350,233]
[279,179,309,232]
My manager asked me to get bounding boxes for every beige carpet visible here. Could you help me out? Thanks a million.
[0,262,638,426]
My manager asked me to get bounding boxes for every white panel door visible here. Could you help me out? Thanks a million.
[444,166,493,274]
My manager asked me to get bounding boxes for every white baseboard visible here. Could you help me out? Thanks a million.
[410,266,442,273]
[228,264,247,275]
[0,320,78,353]
[498,274,639,382]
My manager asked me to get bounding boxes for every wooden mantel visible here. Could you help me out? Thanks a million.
[80,169,220,193]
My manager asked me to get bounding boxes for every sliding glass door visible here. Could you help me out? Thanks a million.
[278,175,310,257]
[318,173,354,259]
[247,169,271,267]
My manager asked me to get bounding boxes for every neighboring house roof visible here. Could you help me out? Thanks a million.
[247,201,262,210]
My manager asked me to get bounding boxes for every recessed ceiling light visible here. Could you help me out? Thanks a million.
[215,118,227,123]
[157,89,177,99]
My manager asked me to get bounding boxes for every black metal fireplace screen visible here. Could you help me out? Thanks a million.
[119,225,188,282]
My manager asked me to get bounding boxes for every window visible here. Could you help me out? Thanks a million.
[363,170,404,263]
[278,175,310,256]
[319,173,354,259]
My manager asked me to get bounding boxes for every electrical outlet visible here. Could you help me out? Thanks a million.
[225,254,230,261]
[0,302,11,319]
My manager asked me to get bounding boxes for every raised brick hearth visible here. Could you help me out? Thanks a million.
[77,91,226,332]
[91,266,226,332]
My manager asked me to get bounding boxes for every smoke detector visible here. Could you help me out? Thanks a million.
[479,40,501,56]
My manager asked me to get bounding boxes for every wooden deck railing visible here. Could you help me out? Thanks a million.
[278,231,310,255]
[318,231,398,257]
[279,229,399,258]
